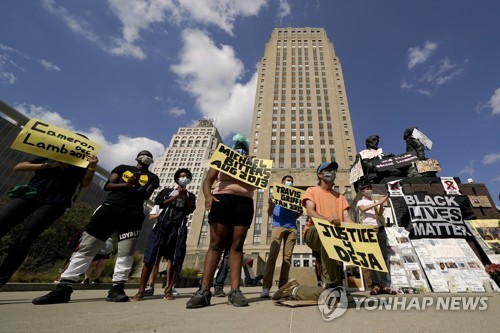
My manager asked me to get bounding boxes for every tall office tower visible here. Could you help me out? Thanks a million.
[245,28,358,268]
[151,118,222,234]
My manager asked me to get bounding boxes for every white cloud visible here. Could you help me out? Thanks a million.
[171,29,256,139]
[16,103,74,129]
[0,44,60,83]
[42,0,112,55]
[168,107,186,116]
[488,88,500,115]
[14,103,165,171]
[44,0,268,59]
[39,59,62,72]
[483,152,500,165]
[493,175,500,183]
[402,43,466,95]
[407,41,438,69]
[277,0,292,20]
[458,165,474,176]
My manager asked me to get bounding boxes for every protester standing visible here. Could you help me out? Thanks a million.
[186,134,256,308]
[132,168,196,301]
[33,150,159,304]
[0,153,98,288]
[260,175,300,298]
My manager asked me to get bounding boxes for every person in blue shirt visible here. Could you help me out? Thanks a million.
[260,175,300,298]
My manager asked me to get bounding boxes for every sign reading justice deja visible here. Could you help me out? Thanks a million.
[312,218,388,272]
[10,118,101,168]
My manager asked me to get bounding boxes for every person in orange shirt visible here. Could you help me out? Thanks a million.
[302,161,353,288]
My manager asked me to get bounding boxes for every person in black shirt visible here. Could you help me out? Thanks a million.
[0,155,98,288]
[33,150,159,305]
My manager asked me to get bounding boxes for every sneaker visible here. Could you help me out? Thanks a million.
[32,284,73,305]
[260,288,270,298]
[271,279,300,301]
[92,278,101,285]
[213,287,226,297]
[106,283,129,302]
[227,289,249,307]
[144,287,154,297]
[81,278,90,284]
[171,288,179,296]
[186,289,211,309]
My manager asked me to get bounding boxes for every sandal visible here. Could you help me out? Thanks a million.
[382,287,397,295]
[164,292,175,300]
[370,286,381,295]
[131,292,144,301]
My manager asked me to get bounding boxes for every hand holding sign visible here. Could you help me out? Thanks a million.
[311,217,388,272]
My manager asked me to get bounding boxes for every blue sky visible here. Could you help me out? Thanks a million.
[1,0,499,204]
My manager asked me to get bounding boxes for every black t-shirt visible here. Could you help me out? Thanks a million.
[154,187,197,225]
[103,164,160,209]
[26,157,87,207]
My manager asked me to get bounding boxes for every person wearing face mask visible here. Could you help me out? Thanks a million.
[356,184,394,295]
[301,161,354,289]
[33,150,159,305]
[186,134,256,309]
[132,168,196,301]
[260,175,301,298]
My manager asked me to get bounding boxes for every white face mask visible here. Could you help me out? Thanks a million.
[235,148,248,156]
[322,170,336,184]
[177,177,191,187]
[284,181,293,187]
[364,190,373,198]
[136,155,153,165]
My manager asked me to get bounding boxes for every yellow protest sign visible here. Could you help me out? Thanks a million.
[312,218,388,272]
[10,118,101,168]
[209,143,272,189]
[272,183,305,214]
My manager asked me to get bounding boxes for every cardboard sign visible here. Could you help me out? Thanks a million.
[441,177,461,195]
[10,118,100,168]
[391,194,475,239]
[349,159,363,184]
[416,159,441,173]
[373,152,418,172]
[467,219,500,251]
[468,195,492,208]
[411,128,433,150]
[359,148,383,160]
[312,218,388,272]
[209,143,272,189]
[272,184,305,214]
[387,179,404,197]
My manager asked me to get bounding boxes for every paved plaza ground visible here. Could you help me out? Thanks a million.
[0,284,499,333]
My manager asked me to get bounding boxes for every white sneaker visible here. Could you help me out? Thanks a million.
[260,288,270,298]
[172,288,179,296]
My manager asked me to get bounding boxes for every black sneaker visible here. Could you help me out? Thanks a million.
[106,283,129,302]
[32,284,73,305]
[92,278,101,285]
[213,287,226,297]
[227,289,248,307]
[81,278,90,284]
[186,289,211,309]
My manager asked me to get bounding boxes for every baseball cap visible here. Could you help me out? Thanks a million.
[136,150,153,158]
[317,161,339,173]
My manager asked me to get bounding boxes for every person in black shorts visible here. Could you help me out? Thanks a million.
[0,153,98,288]
[186,134,256,309]
[33,150,159,304]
